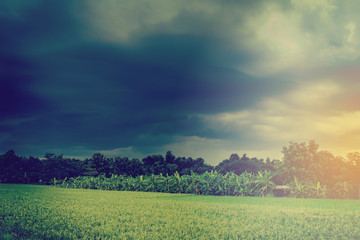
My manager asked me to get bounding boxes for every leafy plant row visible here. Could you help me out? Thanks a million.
[287,176,356,199]
[54,170,277,197]
[55,171,350,199]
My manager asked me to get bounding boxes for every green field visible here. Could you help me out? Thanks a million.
[1,184,360,239]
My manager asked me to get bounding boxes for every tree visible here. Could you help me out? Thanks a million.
[347,152,360,183]
[165,151,175,164]
[215,153,269,175]
[281,141,360,198]
[0,150,24,183]
[113,157,143,177]
[165,151,178,175]
[281,140,319,183]
[23,156,42,183]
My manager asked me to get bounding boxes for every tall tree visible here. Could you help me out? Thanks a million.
[281,140,319,183]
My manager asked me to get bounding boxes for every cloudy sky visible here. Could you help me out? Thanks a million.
[1,0,360,164]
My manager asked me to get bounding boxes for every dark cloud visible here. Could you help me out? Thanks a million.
[0,54,45,118]
[0,0,293,159]
[0,0,84,151]
[0,0,82,121]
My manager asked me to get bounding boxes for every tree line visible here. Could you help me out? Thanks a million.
[1,140,360,198]
[0,150,275,184]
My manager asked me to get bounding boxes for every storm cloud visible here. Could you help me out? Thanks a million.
[1,0,360,164]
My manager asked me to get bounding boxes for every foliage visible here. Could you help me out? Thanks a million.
[54,170,276,197]
[334,181,353,199]
[0,150,213,184]
[1,140,360,199]
[282,141,360,199]
[288,176,307,198]
[288,176,327,198]
[254,170,276,197]
[215,153,278,176]
[2,184,360,239]
[282,140,320,183]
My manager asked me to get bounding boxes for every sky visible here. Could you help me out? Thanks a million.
[1,0,360,165]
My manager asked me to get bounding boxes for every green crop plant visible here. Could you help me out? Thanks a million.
[254,170,276,197]
[289,176,307,198]
[52,170,357,199]
[54,170,276,197]
[309,181,327,199]
[2,184,360,239]
[334,181,351,199]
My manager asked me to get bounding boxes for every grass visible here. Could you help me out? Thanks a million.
[1,184,360,239]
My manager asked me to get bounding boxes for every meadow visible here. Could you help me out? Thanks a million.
[1,184,360,239]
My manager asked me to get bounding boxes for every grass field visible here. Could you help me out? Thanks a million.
[1,184,360,239]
